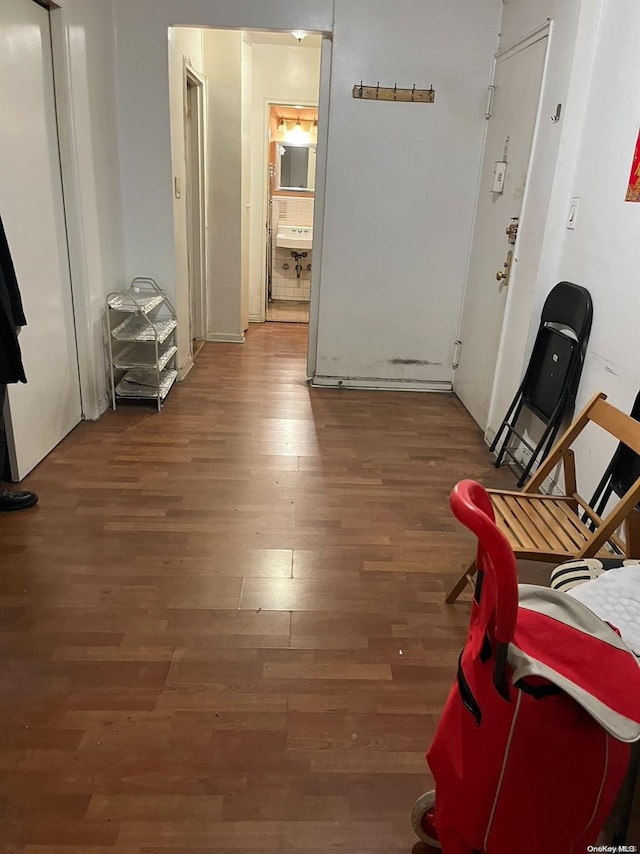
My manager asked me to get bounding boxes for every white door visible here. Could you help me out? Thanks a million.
[454,34,548,429]
[185,72,206,347]
[0,0,82,480]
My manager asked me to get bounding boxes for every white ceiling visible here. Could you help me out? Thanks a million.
[245,31,323,49]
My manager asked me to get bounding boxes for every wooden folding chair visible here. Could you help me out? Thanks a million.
[446,392,640,603]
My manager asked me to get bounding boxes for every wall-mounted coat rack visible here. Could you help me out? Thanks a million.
[352,82,435,103]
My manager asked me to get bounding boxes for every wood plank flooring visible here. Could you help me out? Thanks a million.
[0,323,632,852]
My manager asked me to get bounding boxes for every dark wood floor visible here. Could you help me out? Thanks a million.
[0,323,634,852]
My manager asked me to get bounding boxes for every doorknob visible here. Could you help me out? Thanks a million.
[496,250,513,287]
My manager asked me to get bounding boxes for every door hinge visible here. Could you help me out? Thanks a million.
[485,85,495,120]
[453,340,462,370]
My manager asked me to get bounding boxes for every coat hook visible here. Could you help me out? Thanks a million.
[376,82,380,99]
[411,84,416,101]
[359,80,363,98]
[393,83,397,100]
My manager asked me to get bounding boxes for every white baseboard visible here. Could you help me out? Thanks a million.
[206,332,246,344]
[97,394,110,417]
[84,393,110,421]
[311,376,452,393]
[178,355,195,381]
[249,314,264,324]
[484,426,497,446]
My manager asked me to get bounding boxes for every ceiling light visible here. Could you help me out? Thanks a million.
[291,31,307,43]
[286,116,309,144]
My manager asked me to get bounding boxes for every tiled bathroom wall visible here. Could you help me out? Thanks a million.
[273,196,314,228]
[271,196,314,302]
[271,247,312,301]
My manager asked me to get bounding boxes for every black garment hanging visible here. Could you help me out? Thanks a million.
[0,214,27,385]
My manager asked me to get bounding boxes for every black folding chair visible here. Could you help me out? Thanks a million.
[589,391,640,524]
[490,281,593,486]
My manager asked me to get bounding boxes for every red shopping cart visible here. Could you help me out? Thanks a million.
[412,480,640,853]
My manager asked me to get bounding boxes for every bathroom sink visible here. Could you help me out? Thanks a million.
[276,225,313,250]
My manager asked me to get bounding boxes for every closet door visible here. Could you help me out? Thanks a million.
[0,0,82,480]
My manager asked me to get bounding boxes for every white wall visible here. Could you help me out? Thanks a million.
[203,29,245,341]
[314,0,502,386]
[248,43,321,321]
[55,0,125,417]
[551,0,640,498]
[169,26,204,368]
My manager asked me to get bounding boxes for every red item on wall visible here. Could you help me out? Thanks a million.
[626,127,640,202]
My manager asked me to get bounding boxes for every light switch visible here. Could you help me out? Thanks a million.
[567,196,580,230]
[491,161,507,194]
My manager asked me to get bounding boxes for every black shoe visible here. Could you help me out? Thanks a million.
[0,489,39,512]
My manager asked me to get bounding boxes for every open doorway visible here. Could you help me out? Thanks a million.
[169,28,325,356]
[184,62,207,360]
[265,103,318,324]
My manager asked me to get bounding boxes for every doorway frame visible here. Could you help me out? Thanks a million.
[261,97,319,323]
[47,2,99,419]
[251,34,331,382]
[183,58,208,357]
[453,20,553,436]
[485,21,554,440]
[306,36,332,381]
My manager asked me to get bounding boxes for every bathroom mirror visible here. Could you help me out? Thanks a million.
[276,143,317,192]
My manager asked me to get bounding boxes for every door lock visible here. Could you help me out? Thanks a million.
[496,250,513,287]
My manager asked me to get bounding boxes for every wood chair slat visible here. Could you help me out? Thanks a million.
[513,497,573,551]
[543,500,591,548]
[492,495,535,549]
[503,498,548,548]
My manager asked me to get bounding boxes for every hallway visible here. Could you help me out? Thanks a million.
[0,323,522,850]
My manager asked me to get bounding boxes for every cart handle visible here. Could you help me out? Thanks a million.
[449,480,518,650]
